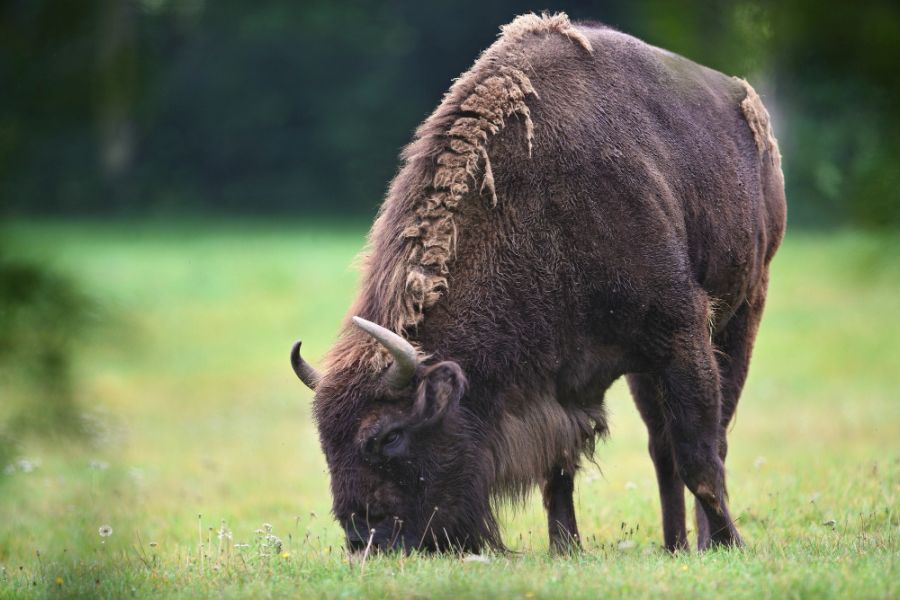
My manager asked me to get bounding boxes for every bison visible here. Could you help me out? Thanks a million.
[291,12,785,554]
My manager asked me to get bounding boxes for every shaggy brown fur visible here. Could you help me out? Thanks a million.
[303,12,787,555]
[324,13,589,375]
[736,77,782,166]
[499,11,594,54]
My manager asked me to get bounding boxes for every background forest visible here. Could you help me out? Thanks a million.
[2,0,899,227]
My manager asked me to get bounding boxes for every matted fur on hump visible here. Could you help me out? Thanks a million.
[324,13,592,374]
[735,78,782,168]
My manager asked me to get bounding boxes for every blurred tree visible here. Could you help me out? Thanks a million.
[768,0,900,228]
[0,0,897,227]
[0,255,96,445]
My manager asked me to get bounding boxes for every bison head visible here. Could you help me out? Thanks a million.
[291,317,498,553]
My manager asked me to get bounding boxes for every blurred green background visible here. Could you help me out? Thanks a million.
[0,1,898,597]
[2,0,899,226]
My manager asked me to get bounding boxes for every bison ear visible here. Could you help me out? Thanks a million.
[412,361,466,426]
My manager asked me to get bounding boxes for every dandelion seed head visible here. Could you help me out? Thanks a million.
[17,459,38,473]
[98,525,113,537]
[617,539,636,550]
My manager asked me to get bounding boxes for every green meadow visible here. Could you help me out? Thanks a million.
[0,221,897,598]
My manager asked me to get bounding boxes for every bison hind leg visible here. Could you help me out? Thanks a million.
[660,298,744,549]
[628,372,689,552]
[695,276,770,549]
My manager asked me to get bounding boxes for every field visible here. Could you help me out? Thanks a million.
[0,221,897,598]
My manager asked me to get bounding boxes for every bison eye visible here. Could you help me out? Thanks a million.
[366,428,407,460]
[382,429,402,448]
[377,428,408,458]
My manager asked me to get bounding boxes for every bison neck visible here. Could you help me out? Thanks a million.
[416,308,623,499]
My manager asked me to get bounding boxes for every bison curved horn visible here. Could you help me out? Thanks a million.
[351,316,418,389]
[290,340,322,390]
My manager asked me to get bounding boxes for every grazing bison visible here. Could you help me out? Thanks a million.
[292,12,785,554]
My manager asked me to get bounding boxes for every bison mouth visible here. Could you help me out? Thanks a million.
[344,517,413,554]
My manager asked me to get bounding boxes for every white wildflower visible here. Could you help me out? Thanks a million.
[266,534,283,553]
[463,554,491,563]
[217,522,233,541]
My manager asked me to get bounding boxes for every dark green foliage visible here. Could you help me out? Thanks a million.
[0,255,96,441]
[767,0,900,229]
[0,0,897,227]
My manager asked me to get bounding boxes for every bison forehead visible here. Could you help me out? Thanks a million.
[355,413,382,442]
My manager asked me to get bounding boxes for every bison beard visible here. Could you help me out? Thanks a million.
[292,12,786,554]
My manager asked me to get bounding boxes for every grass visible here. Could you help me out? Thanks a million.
[0,221,897,598]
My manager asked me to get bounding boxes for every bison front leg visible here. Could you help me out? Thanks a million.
[542,466,580,553]
[662,316,744,549]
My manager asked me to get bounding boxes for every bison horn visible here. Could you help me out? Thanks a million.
[351,316,418,389]
[290,340,322,390]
